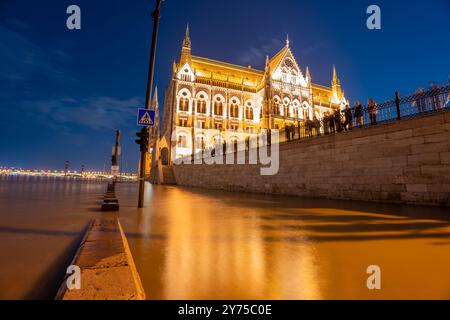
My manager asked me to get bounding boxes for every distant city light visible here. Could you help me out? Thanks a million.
[0,167,138,181]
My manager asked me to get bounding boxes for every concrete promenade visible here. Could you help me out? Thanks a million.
[55,218,145,300]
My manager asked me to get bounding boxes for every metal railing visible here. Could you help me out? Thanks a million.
[278,84,450,144]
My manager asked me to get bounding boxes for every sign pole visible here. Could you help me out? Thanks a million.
[111,129,121,181]
[138,0,163,208]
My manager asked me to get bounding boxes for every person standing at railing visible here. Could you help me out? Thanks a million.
[306,119,314,138]
[368,98,378,126]
[328,112,334,134]
[445,87,450,109]
[344,104,353,131]
[313,117,321,136]
[335,109,342,132]
[413,88,427,113]
[323,113,329,134]
[285,126,291,142]
[287,125,294,141]
[354,101,364,128]
[329,111,336,134]
[429,83,442,110]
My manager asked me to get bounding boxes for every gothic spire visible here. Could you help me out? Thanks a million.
[333,65,339,84]
[286,34,290,48]
[180,24,192,66]
[305,66,311,87]
[183,23,191,49]
[332,65,343,101]
[152,86,159,111]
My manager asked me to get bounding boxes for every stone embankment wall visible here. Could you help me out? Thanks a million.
[173,112,450,206]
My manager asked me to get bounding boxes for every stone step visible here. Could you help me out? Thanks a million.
[162,166,176,185]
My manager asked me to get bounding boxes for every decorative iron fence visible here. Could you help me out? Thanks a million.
[278,84,450,144]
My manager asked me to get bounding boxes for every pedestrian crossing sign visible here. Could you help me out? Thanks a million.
[137,109,155,127]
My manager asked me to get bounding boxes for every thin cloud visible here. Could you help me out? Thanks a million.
[237,37,283,67]
[236,38,326,67]
[300,41,327,56]
[0,24,74,83]
[22,96,143,131]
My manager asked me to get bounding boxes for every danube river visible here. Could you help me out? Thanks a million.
[1,176,450,299]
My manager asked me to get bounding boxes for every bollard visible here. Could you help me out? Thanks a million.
[101,201,119,211]
[101,182,119,211]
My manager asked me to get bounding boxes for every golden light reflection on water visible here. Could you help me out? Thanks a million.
[158,188,321,300]
[118,184,450,300]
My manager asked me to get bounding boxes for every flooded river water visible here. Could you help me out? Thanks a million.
[1,176,450,299]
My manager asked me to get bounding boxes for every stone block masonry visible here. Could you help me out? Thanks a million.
[173,111,450,206]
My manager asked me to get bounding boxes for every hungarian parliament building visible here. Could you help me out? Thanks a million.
[156,26,348,163]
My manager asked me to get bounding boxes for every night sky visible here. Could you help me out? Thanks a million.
[0,0,449,172]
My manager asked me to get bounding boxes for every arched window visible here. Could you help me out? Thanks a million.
[230,98,240,118]
[245,101,254,121]
[273,97,281,115]
[293,100,301,118]
[283,98,290,117]
[196,136,206,150]
[177,134,188,148]
[178,90,190,112]
[303,102,310,120]
[214,96,224,117]
[197,93,207,114]
[230,137,239,153]
[213,135,222,147]
[180,97,189,111]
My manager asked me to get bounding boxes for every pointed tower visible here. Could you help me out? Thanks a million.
[179,24,192,66]
[172,60,178,74]
[149,87,160,173]
[151,87,159,113]
[150,87,160,143]
[306,66,311,85]
[332,65,343,101]
[264,55,270,79]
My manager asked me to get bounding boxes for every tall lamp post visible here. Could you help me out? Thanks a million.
[138,0,164,208]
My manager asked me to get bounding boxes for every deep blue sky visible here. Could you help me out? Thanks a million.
[0,0,449,172]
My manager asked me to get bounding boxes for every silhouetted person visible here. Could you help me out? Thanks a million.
[306,119,314,137]
[344,104,353,131]
[413,88,427,113]
[314,117,321,136]
[368,98,378,126]
[354,101,364,128]
[285,126,291,142]
[429,83,442,110]
[335,109,342,132]
[323,113,329,134]
[329,112,336,134]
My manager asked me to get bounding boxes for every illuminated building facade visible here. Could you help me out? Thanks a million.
[158,26,348,163]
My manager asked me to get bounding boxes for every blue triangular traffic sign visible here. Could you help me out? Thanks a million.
[137,109,155,127]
